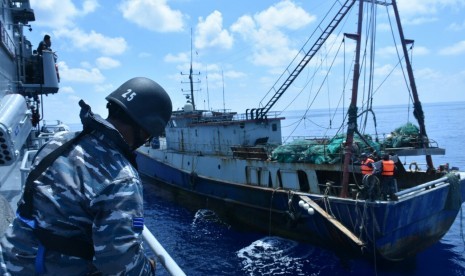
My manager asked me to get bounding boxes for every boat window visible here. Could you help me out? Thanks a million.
[272,124,277,131]
[277,170,283,188]
[297,170,310,192]
[246,166,272,187]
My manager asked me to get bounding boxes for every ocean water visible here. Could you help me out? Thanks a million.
[86,102,465,275]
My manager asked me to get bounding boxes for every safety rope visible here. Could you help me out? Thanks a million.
[461,205,465,253]
[268,188,279,236]
[371,204,378,275]
[323,184,335,217]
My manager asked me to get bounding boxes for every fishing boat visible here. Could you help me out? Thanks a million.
[136,0,465,261]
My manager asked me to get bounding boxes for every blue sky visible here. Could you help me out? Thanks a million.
[27,0,465,124]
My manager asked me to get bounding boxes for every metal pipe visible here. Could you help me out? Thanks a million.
[341,0,364,197]
[391,0,434,170]
[396,176,448,197]
[142,225,186,276]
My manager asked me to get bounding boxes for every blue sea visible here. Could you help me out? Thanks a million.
[75,102,465,275]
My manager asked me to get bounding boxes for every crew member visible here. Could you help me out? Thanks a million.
[380,153,398,201]
[37,34,51,55]
[1,77,172,275]
[360,153,375,175]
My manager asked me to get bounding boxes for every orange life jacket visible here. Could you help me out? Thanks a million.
[381,160,395,176]
[361,158,374,175]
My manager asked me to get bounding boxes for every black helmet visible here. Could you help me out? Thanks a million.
[106,77,172,136]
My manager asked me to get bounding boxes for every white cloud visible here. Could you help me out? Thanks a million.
[68,95,82,101]
[57,61,105,83]
[402,17,438,25]
[377,44,429,58]
[397,0,465,22]
[224,70,246,79]
[439,40,465,55]
[165,52,189,63]
[448,20,465,31]
[230,16,255,37]
[30,0,98,28]
[54,28,127,56]
[96,57,121,69]
[415,67,441,80]
[255,0,315,30]
[195,11,233,50]
[374,64,396,77]
[59,86,75,94]
[413,68,465,103]
[119,0,184,32]
[82,0,99,14]
[80,61,93,69]
[230,1,315,68]
[138,52,152,58]
[94,83,115,93]
[205,63,220,72]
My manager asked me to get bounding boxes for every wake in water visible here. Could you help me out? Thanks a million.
[237,236,315,275]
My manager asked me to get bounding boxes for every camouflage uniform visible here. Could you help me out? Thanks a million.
[1,101,154,275]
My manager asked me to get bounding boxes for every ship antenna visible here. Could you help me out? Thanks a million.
[205,65,210,110]
[181,28,200,110]
[221,68,226,112]
[189,29,195,109]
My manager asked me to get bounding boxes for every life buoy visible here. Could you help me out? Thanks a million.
[409,162,419,172]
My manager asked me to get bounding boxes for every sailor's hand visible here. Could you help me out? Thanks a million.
[149,258,156,275]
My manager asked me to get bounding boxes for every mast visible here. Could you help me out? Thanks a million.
[391,0,434,171]
[341,0,364,198]
[181,28,200,110]
[188,29,195,110]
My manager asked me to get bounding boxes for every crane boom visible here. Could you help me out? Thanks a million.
[252,0,355,119]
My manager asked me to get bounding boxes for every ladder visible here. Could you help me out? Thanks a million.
[255,0,356,119]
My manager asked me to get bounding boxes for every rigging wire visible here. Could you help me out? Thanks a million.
[282,37,346,142]
[281,4,356,142]
[384,3,414,106]
[258,0,349,108]
[324,43,332,129]
[360,1,378,135]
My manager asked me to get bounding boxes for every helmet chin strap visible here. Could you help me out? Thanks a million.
[131,125,152,151]
[131,126,145,150]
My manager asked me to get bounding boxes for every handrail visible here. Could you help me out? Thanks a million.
[20,148,185,275]
[19,149,37,189]
[142,226,186,276]
[396,176,449,197]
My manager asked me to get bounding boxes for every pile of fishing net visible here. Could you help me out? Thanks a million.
[271,122,421,164]
[383,122,420,148]
[271,134,380,164]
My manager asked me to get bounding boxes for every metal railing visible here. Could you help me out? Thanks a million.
[20,147,185,275]
[142,226,186,276]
